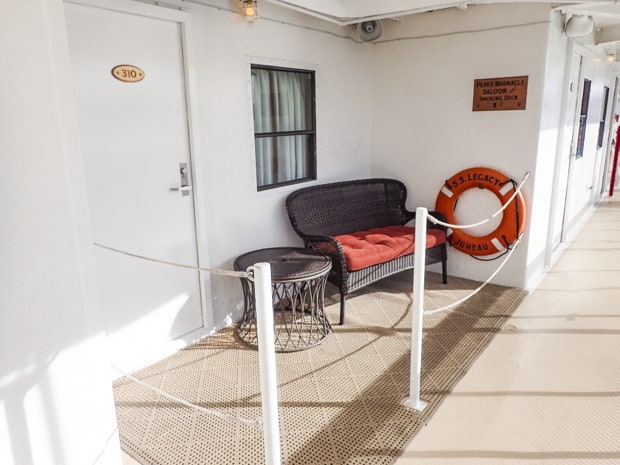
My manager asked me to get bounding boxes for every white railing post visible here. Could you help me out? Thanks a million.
[253,262,281,465]
[403,207,428,412]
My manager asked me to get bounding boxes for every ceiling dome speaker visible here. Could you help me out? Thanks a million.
[565,15,594,38]
[357,20,383,42]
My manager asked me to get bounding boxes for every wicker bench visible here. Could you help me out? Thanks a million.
[286,178,448,325]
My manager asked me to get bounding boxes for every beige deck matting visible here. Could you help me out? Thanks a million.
[113,271,527,465]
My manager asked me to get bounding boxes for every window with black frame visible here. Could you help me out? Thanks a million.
[251,65,316,191]
[575,78,592,159]
[598,86,610,149]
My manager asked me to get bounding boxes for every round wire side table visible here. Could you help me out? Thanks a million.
[234,247,332,352]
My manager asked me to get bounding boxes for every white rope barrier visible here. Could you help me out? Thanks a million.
[99,171,527,460]
[406,181,526,411]
[98,240,283,464]
[110,364,262,428]
[428,171,530,230]
[93,242,250,279]
[424,236,522,315]
[421,171,528,314]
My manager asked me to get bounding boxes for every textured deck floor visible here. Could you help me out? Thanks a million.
[122,199,620,465]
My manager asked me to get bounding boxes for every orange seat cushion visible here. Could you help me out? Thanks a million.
[334,226,446,271]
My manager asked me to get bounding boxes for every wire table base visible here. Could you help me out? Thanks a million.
[234,247,332,352]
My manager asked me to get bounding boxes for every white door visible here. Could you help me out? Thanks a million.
[65,1,204,370]
[550,51,583,252]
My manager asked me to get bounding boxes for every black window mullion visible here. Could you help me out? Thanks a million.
[255,129,314,138]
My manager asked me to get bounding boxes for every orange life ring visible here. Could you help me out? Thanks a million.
[434,167,526,256]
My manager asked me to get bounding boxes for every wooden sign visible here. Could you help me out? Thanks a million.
[473,75,528,111]
[111,64,145,83]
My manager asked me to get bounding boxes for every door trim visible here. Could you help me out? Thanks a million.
[65,0,212,330]
[544,42,584,268]
[65,0,186,21]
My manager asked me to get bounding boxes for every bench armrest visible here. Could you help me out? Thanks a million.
[302,235,349,281]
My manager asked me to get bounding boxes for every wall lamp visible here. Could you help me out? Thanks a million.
[241,0,258,25]
[606,50,616,64]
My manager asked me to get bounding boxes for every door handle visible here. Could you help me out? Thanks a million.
[172,162,191,196]
[170,185,193,193]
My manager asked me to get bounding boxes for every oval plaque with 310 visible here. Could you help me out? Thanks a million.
[111,64,145,83]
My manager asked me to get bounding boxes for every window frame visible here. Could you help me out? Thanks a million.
[575,77,592,159]
[597,85,610,149]
[250,63,317,191]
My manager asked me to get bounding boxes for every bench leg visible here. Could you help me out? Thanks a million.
[339,291,346,325]
[441,245,448,284]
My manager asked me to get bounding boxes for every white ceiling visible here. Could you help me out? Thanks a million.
[264,0,620,47]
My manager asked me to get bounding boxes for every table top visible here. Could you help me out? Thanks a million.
[234,247,331,281]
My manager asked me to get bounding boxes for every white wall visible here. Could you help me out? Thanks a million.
[188,1,374,329]
[0,1,121,464]
[370,4,551,288]
[526,19,616,287]
[525,12,568,287]
[184,0,617,310]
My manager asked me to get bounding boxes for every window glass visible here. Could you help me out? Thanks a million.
[251,65,316,190]
[598,86,610,149]
[575,78,591,159]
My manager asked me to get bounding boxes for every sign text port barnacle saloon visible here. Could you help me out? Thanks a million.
[473,75,528,111]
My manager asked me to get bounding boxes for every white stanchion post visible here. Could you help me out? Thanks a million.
[403,207,428,412]
[253,263,282,465]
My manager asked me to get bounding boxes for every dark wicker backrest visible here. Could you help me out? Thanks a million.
[286,178,411,238]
